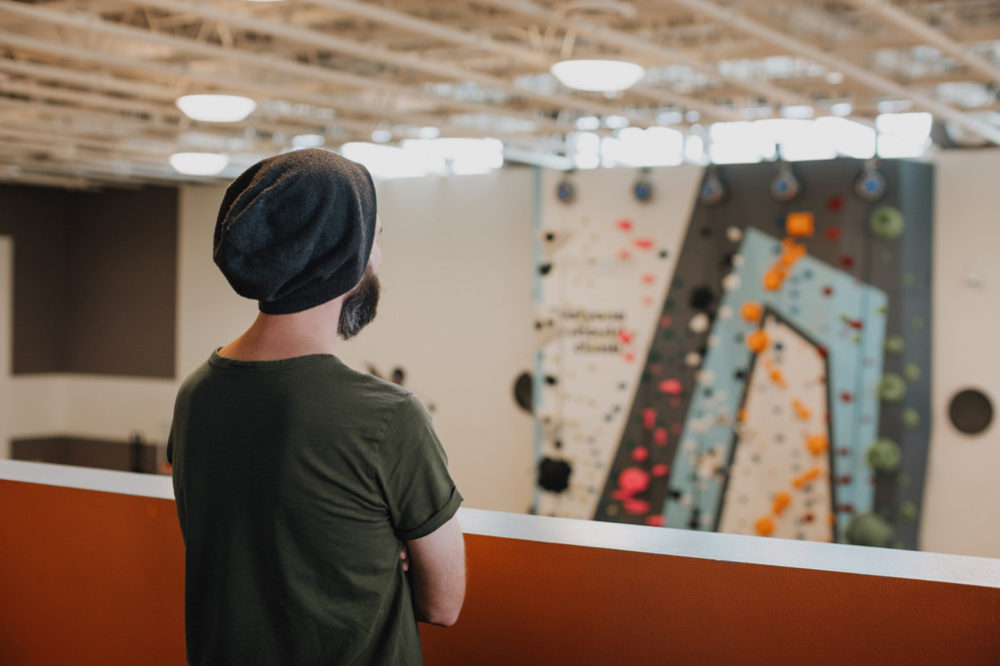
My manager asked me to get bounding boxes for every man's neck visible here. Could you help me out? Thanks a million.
[218,301,343,361]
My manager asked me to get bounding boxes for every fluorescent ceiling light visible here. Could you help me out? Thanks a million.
[830,102,853,117]
[576,115,600,131]
[175,94,257,122]
[550,59,645,93]
[292,134,325,148]
[370,129,392,143]
[601,126,683,167]
[169,152,229,176]
[341,142,443,179]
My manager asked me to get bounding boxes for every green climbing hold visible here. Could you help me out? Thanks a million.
[878,373,907,402]
[899,472,911,488]
[902,408,921,429]
[869,206,905,240]
[902,273,916,287]
[866,438,902,473]
[900,501,918,522]
[903,362,921,383]
[911,316,925,330]
[846,512,896,548]
[884,335,905,354]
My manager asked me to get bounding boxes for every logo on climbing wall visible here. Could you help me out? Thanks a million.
[560,308,627,353]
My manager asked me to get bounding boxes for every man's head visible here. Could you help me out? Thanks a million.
[213,149,379,317]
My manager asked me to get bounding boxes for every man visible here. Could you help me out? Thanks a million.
[168,149,465,665]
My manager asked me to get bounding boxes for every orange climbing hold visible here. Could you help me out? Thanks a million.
[792,399,811,421]
[755,516,775,537]
[780,241,807,267]
[769,368,787,389]
[746,329,769,354]
[741,302,763,323]
[786,211,815,238]
[807,434,829,457]
[772,491,792,515]
[793,467,822,489]
[763,268,784,291]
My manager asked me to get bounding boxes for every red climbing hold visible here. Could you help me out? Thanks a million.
[618,467,650,495]
[652,463,669,476]
[643,408,657,429]
[616,218,634,232]
[840,254,855,268]
[632,446,650,462]
[633,238,655,250]
[659,379,682,395]
[826,227,842,241]
[645,515,665,527]
[826,196,845,213]
[654,428,668,446]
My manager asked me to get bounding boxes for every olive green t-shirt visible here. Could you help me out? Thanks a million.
[168,350,462,665]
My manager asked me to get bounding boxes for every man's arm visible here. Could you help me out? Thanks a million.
[404,514,465,627]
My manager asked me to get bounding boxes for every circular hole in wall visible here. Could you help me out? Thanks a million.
[513,371,533,413]
[948,388,994,435]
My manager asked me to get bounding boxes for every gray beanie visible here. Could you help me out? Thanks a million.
[213,149,377,314]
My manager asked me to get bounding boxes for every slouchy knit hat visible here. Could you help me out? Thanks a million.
[213,149,377,315]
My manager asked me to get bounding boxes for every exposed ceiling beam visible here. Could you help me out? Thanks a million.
[842,0,1000,88]
[0,1,574,132]
[659,0,1000,145]
[303,0,741,122]
[136,0,655,125]
[480,0,816,110]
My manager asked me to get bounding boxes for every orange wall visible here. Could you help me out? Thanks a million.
[1,479,998,665]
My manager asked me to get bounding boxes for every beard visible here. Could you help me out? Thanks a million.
[338,266,381,340]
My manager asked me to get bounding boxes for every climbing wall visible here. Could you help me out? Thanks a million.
[534,159,933,550]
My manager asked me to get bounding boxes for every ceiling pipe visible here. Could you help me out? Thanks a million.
[661,0,1000,145]
[842,0,1000,88]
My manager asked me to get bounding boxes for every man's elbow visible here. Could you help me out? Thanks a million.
[417,595,464,627]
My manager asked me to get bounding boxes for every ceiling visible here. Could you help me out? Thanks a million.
[2,0,1000,188]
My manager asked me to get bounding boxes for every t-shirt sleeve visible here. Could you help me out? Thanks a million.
[377,393,462,541]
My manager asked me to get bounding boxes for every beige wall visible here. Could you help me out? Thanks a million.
[920,150,1000,557]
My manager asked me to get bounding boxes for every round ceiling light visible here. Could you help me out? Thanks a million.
[550,59,645,93]
[169,152,229,176]
[175,94,257,122]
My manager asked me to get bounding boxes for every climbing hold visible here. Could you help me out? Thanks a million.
[726,226,743,243]
[793,467,821,489]
[807,434,829,457]
[538,457,572,493]
[878,374,907,402]
[755,516,776,536]
[618,467,651,495]
[689,286,715,311]
[763,269,784,291]
[903,362,921,383]
[845,512,895,547]
[900,501,918,522]
[869,206,904,240]
[689,312,710,334]
[785,212,815,238]
[902,408,921,429]
[866,438,902,473]
[741,302,763,323]
[659,379,683,395]
[772,491,792,515]
[792,400,811,421]
[746,329,770,354]
[884,335,905,354]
